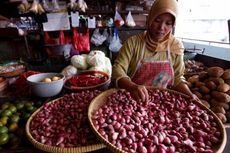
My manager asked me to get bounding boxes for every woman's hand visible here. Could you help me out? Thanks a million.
[129,84,149,103]
[117,77,149,103]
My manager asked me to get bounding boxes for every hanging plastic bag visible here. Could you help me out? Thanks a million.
[42,0,49,12]
[77,0,88,12]
[106,28,113,45]
[109,28,122,52]
[67,0,78,11]
[52,0,60,11]
[18,0,31,14]
[72,27,79,51]
[78,28,90,53]
[125,11,136,27]
[114,10,124,27]
[73,28,90,53]
[29,0,45,15]
[90,28,107,46]
[44,31,58,44]
[59,30,66,45]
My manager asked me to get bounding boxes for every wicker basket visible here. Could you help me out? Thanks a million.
[88,87,227,153]
[26,98,105,153]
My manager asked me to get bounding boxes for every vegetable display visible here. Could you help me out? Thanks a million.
[0,100,42,149]
[90,89,226,153]
[186,66,230,123]
[27,90,102,148]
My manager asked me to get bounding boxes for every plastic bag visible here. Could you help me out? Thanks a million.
[109,29,122,52]
[90,28,107,46]
[77,0,88,12]
[114,10,124,27]
[42,0,49,11]
[18,0,31,13]
[72,28,90,53]
[30,0,45,15]
[125,11,136,27]
[52,0,60,10]
[44,32,58,45]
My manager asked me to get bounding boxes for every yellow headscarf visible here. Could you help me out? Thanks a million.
[145,0,183,55]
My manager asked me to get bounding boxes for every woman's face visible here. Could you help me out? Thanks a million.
[148,13,174,41]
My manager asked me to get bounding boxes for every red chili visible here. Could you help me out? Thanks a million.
[66,74,108,87]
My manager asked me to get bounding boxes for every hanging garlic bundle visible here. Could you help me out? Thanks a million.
[67,0,79,11]
[77,0,88,12]
[29,0,45,15]
[18,0,31,13]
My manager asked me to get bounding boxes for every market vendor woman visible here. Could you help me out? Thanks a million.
[112,0,199,102]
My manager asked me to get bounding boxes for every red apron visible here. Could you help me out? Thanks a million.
[131,43,174,88]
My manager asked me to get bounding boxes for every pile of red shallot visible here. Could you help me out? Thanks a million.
[92,89,223,153]
[29,90,101,147]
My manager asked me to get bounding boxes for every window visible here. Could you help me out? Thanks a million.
[175,0,230,44]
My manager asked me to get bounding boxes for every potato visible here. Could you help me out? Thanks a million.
[199,86,210,94]
[225,79,230,86]
[210,99,229,110]
[205,80,217,90]
[211,106,226,114]
[203,94,211,101]
[217,83,230,93]
[195,81,205,88]
[207,66,224,77]
[208,77,224,86]
[215,113,227,123]
[226,89,230,95]
[222,69,230,80]
[52,76,61,81]
[211,91,230,103]
[198,71,208,81]
[42,77,52,83]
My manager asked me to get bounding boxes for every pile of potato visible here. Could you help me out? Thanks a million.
[186,66,230,123]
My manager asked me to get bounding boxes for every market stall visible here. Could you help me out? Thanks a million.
[0,0,230,153]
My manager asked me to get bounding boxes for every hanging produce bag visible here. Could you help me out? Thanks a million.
[114,10,124,27]
[73,28,90,53]
[90,28,107,46]
[125,11,136,27]
[109,28,122,52]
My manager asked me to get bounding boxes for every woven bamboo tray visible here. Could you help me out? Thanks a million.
[26,98,105,153]
[88,87,227,153]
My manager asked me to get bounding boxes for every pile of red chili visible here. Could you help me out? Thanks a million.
[65,73,108,88]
